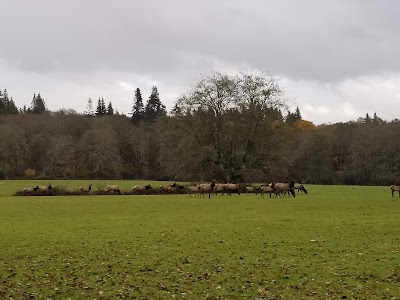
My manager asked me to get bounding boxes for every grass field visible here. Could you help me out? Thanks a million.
[0,181,399,299]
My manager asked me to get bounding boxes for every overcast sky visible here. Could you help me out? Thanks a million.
[1,0,399,124]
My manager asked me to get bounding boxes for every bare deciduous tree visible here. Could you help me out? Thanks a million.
[78,119,123,179]
[171,71,288,182]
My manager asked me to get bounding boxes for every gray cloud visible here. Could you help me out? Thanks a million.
[1,0,400,123]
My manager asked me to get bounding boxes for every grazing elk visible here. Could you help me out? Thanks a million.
[107,185,121,195]
[391,185,400,197]
[294,183,308,195]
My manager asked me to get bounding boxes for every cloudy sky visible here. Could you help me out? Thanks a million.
[1,0,399,124]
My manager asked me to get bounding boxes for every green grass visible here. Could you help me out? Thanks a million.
[0,183,399,299]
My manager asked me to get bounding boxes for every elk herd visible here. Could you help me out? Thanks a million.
[20,182,400,197]
[189,181,308,198]
[192,180,308,198]
[21,181,308,197]
[128,180,307,198]
[134,180,307,198]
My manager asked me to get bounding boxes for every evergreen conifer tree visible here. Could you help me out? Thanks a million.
[131,88,144,124]
[0,89,18,114]
[286,106,302,125]
[95,97,107,116]
[8,97,19,114]
[30,93,47,114]
[95,97,104,116]
[96,98,102,116]
[107,101,114,116]
[294,106,302,120]
[145,86,166,121]
[101,97,106,115]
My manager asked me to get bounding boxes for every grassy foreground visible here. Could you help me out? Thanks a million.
[0,182,399,299]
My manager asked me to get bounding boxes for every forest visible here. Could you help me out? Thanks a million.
[1,72,399,185]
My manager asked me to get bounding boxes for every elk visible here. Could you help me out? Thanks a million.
[294,183,308,194]
[107,185,121,195]
[274,181,296,198]
[80,183,92,195]
[260,183,275,198]
[199,181,216,198]
[225,183,240,196]
[23,186,40,194]
[391,185,400,197]
[132,184,152,194]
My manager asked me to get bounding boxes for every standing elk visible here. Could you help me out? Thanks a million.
[246,186,258,195]
[391,185,400,197]
[274,181,296,198]
[260,183,275,198]
[213,183,226,196]
[188,185,200,197]
[199,180,216,198]
[225,183,240,196]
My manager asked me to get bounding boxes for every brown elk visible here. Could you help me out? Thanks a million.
[391,185,400,197]
[199,180,216,198]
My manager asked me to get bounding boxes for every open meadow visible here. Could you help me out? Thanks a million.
[0,181,399,299]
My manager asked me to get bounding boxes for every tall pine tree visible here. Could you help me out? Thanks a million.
[96,98,102,116]
[8,97,18,114]
[30,93,47,114]
[131,88,144,124]
[107,101,114,116]
[96,97,107,116]
[145,86,166,122]
[286,106,302,125]
[0,89,19,115]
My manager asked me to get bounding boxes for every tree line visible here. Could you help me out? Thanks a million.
[0,72,399,185]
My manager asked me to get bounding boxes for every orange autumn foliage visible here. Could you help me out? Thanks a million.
[295,119,317,131]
